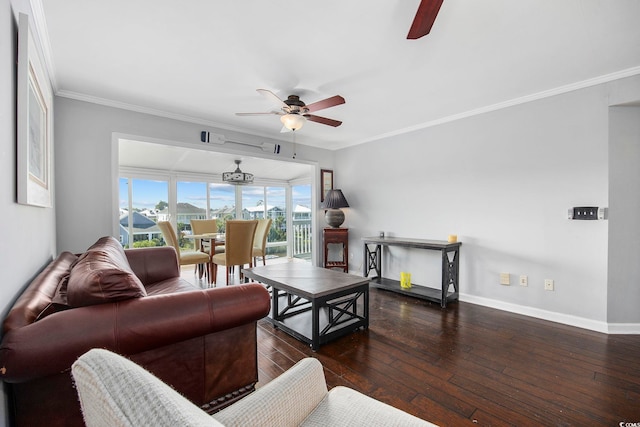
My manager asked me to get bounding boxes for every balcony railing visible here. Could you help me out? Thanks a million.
[121,216,313,259]
[292,220,312,258]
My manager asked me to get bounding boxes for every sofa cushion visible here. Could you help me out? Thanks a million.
[67,237,147,307]
[35,273,73,321]
[51,272,70,306]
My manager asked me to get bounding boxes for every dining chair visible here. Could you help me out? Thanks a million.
[157,221,211,281]
[190,219,225,255]
[211,220,258,285]
[252,218,273,266]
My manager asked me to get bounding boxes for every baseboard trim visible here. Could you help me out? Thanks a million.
[459,293,640,335]
[606,323,640,334]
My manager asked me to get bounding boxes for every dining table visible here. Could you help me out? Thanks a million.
[184,233,225,280]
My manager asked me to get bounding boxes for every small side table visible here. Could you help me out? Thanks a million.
[323,228,348,272]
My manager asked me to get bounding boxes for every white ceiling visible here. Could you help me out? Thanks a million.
[36,0,640,152]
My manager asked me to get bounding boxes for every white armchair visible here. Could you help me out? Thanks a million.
[72,349,436,427]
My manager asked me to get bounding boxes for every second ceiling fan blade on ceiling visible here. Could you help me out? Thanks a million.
[305,95,345,113]
[257,89,289,110]
[407,0,444,39]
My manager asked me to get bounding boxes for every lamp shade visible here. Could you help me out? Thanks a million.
[280,113,306,131]
[322,189,350,209]
[322,189,349,228]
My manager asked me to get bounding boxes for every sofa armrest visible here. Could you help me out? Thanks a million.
[0,284,269,383]
[213,358,328,427]
[125,246,180,285]
[73,348,223,427]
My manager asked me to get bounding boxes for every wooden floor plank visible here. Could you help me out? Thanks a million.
[257,288,640,426]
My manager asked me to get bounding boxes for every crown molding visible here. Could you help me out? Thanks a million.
[58,64,640,152]
[354,65,640,146]
[56,89,286,142]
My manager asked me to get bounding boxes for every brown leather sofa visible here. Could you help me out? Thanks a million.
[0,236,270,427]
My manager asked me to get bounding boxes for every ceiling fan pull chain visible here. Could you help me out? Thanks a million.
[292,131,297,159]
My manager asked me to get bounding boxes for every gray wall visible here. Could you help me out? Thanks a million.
[336,76,640,330]
[54,97,334,253]
[608,106,640,324]
[1,2,57,424]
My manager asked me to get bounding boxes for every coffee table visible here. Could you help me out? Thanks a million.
[242,263,369,351]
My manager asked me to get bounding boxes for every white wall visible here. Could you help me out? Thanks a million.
[336,77,640,330]
[1,2,57,424]
[54,97,334,253]
[608,106,640,325]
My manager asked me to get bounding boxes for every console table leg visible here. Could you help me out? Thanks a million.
[363,244,382,278]
[311,301,320,351]
[440,248,460,308]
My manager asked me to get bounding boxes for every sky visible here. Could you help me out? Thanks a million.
[119,178,311,212]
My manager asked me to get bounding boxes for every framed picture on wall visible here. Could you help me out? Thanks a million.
[320,169,333,202]
[17,13,53,208]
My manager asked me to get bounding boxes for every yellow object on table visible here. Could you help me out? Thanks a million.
[400,272,412,289]
[447,234,457,243]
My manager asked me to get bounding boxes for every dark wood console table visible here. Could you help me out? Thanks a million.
[362,236,461,308]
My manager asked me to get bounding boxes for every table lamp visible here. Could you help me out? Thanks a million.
[322,189,350,228]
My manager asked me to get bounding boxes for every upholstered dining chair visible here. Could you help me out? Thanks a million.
[211,220,258,285]
[158,221,211,281]
[190,219,225,255]
[252,218,272,267]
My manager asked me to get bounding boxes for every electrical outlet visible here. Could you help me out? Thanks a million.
[500,273,510,286]
[519,275,528,287]
[544,279,554,291]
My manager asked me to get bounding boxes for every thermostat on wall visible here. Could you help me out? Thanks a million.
[567,207,608,220]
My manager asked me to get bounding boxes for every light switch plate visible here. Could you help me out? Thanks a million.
[500,273,510,286]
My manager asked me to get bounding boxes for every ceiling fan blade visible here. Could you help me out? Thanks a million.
[305,114,342,127]
[257,89,289,110]
[235,111,282,116]
[407,0,444,39]
[304,95,345,113]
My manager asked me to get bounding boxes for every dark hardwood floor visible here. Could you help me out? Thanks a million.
[256,288,640,426]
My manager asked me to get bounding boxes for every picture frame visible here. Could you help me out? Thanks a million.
[320,169,333,202]
[17,13,53,208]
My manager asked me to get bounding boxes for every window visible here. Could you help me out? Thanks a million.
[119,177,168,248]
[177,181,207,249]
[292,184,312,260]
[118,164,313,262]
[265,186,287,258]
[209,183,236,232]
[242,185,288,260]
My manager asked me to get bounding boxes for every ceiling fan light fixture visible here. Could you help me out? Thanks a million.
[280,113,306,131]
[222,160,254,185]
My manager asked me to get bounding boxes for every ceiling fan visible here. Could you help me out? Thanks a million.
[407,0,444,39]
[236,89,345,132]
